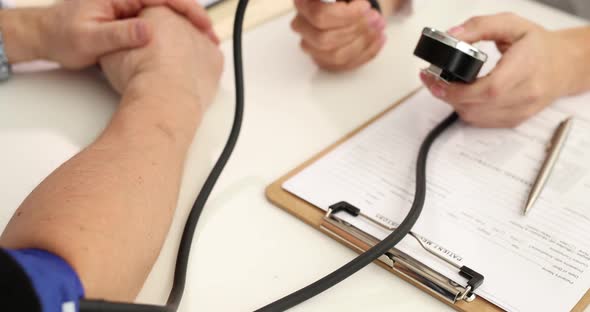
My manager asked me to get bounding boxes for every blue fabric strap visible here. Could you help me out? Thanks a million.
[0,23,12,81]
[3,248,85,312]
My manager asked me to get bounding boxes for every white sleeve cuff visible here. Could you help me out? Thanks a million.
[1,0,15,8]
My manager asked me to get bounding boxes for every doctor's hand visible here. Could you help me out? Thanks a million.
[100,6,223,118]
[420,13,577,128]
[292,0,388,71]
[37,0,218,69]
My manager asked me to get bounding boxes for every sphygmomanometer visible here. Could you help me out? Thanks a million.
[77,0,488,311]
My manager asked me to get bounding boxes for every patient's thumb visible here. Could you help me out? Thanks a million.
[93,19,152,54]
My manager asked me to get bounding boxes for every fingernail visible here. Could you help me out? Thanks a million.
[420,71,429,82]
[366,10,380,25]
[448,25,464,36]
[431,84,447,98]
[135,22,149,43]
[371,17,386,30]
[358,1,371,13]
[420,70,436,83]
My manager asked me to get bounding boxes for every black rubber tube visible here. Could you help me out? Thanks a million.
[78,300,169,312]
[255,112,459,312]
[78,1,460,311]
[166,0,248,308]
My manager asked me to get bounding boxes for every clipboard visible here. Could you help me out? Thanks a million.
[265,90,590,312]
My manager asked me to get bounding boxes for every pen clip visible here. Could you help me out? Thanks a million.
[546,117,573,151]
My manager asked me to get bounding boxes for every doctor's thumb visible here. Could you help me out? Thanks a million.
[447,13,530,45]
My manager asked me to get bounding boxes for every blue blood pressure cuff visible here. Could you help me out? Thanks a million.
[0,31,11,81]
[0,248,85,312]
[0,0,13,81]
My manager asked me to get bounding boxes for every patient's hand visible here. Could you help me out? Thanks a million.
[100,6,224,118]
[38,0,218,69]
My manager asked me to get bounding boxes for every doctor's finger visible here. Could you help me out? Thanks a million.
[448,44,532,104]
[457,106,513,128]
[337,32,386,70]
[292,14,376,51]
[453,80,548,127]
[294,0,372,29]
[448,12,540,45]
[424,55,526,106]
[302,28,380,68]
[457,103,537,128]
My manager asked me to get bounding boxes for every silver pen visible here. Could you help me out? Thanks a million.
[523,117,573,216]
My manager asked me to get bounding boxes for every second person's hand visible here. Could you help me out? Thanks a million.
[292,0,387,71]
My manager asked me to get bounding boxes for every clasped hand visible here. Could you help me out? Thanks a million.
[39,0,219,69]
[32,0,224,123]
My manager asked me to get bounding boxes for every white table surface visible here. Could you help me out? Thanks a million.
[1,0,588,311]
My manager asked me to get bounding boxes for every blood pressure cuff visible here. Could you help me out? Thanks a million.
[0,248,84,312]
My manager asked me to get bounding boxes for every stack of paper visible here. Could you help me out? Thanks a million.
[283,88,590,311]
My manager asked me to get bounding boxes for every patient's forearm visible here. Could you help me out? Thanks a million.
[0,78,202,301]
[0,8,45,63]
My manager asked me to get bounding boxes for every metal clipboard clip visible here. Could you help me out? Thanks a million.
[320,201,484,304]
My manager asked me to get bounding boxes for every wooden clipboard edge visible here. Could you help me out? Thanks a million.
[265,89,502,312]
[574,287,590,311]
